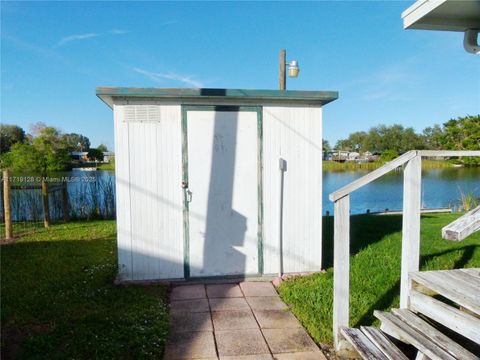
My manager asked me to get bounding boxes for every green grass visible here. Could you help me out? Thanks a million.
[278,213,480,347]
[1,221,170,359]
[97,162,115,171]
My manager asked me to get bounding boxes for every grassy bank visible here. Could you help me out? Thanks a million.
[278,213,480,347]
[97,162,115,171]
[322,159,454,171]
[1,221,169,359]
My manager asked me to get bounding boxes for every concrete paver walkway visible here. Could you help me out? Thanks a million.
[164,282,327,360]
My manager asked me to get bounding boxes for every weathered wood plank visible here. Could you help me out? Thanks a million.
[340,327,388,360]
[400,155,422,308]
[441,270,480,294]
[409,289,480,344]
[361,326,408,360]
[442,205,480,241]
[410,271,480,316]
[392,308,478,360]
[419,150,480,157]
[333,195,350,347]
[459,268,480,279]
[329,151,417,202]
[374,310,456,360]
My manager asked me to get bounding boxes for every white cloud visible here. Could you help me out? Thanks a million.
[133,67,204,88]
[56,33,99,47]
[110,29,129,35]
[55,29,129,47]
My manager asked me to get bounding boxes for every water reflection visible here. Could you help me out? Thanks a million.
[4,167,479,220]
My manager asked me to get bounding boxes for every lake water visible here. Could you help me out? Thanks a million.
[6,167,480,220]
[323,167,480,214]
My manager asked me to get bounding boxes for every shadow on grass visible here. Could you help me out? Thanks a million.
[322,214,404,269]
[1,230,170,360]
[353,244,478,328]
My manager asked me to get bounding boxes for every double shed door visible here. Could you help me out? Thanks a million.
[183,106,262,278]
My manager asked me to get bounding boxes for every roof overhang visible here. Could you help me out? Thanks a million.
[96,87,339,109]
[402,0,480,31]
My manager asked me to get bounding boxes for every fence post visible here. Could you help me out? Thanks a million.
[62,182,69,222]
[3,169,13,239]
[400,154,422,308]
[333,194,350,349]
[41,177,50,228]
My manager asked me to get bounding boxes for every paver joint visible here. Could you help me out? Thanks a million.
[164,282,326,360]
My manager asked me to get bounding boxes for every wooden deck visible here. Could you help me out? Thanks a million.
[329,151,480,358]
[340,268,480,359]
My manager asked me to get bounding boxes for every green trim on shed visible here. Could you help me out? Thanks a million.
[96,87,338,108]
[181,105,264,278]
[181,107,190,278]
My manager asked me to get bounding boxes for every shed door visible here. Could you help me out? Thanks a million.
[185,108,260,277]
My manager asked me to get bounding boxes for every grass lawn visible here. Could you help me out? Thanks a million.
[278,213,480,348]
[1,221,169,359]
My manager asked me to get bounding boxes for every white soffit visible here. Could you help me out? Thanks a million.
[402,0,480,31]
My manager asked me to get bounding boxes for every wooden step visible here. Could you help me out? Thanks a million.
[409,289,480,343]
[409,269,480,316]
[375,309,477,360]
[392,308,478,360]
[340,327,389,360]
[442,205,480,241]
[360,326,408,360]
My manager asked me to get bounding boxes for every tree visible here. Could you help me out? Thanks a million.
[87,148,104,162]
[335,125,425,154]
[29,121,47,137]
[439,115,480,166]
[1,143,44,174]
[422,125,443,150]
[63,133,91,151]
[440,115,480,150]
[0,124,26,153]
[380,149,399,162]
[4,125,72,173]
[31,126,71,172]
[322,139,331,152]
[335,131,368,152]
[97,143,108,152]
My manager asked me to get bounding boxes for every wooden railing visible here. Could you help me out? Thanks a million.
[329,150,480,350]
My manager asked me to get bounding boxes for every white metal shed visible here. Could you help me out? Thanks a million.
[97,88,338,281]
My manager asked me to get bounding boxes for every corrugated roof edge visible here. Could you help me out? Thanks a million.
[96,87,339,108]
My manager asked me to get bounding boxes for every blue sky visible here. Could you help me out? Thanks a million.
[2,1,479,150]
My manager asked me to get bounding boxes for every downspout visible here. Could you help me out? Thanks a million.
[464,29,480,54]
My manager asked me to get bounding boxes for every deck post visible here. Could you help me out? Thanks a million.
[333,194,350,347]
[400,154,422,308]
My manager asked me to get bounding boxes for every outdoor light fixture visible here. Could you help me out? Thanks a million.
[288,60,300,78]
[279,49,300,90]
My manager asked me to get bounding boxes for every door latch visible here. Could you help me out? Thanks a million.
[185,189,193,203]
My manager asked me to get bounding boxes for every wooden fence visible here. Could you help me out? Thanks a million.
[2,169,69,240]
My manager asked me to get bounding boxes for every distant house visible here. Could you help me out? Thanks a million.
[331,150,349,162]
[347,152,360,161]
[103,151,115,163]
[70,151,88,161]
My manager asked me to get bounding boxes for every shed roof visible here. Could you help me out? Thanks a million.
[402,0,480,31]
[96,87,338,108]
